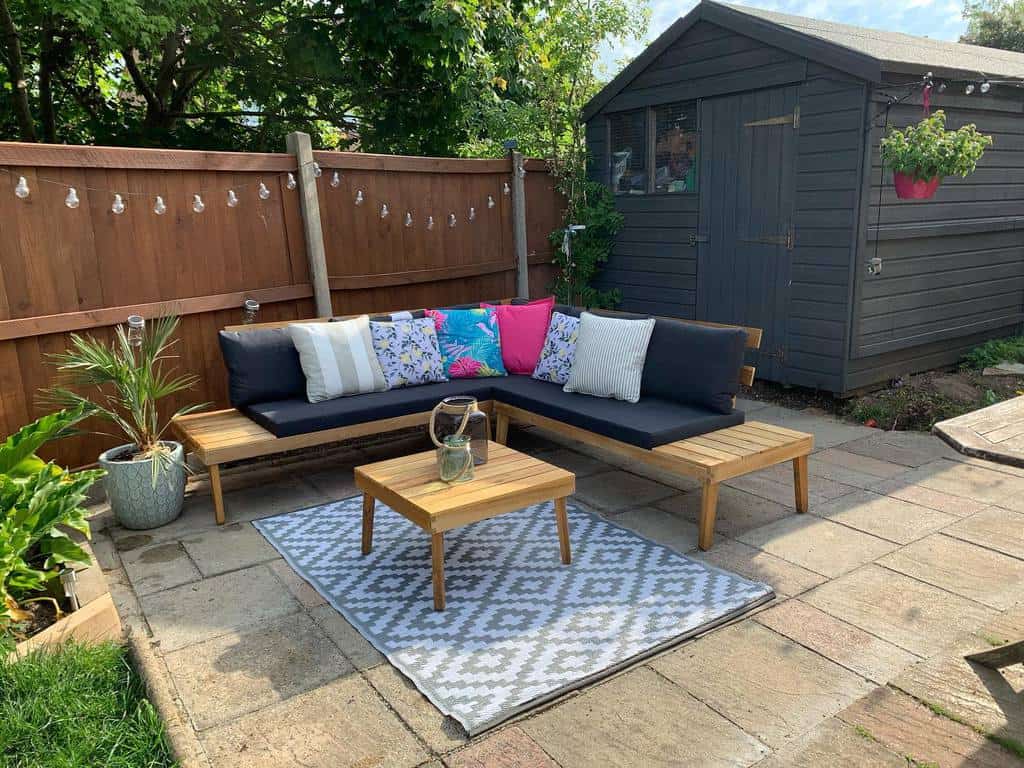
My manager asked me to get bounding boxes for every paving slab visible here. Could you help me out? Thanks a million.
[610,506,698,552]
[754,599,920,684]
[735,397,770,413]
[892,644,1024,748]
[868,476,990,517]
[944,506,1024,560]
[163,612,353,731]
[725,466,855,509]
[737,515,897,578]
[840,430,958,468]
[655,487,792,539]
[199,674,429,768]
[838,685,1020,768]
[752,717,907,768]
[879,534,1024,610]
[752,405,874,449]
[268,558,327,609]
[808,448,908,488]
[537,448,611,478]
[303,465,359,501]
[573,470,676,512]
[365,664,467,752]
[140,565,301,652]
[120,540,201,596]
[692,539,826,598]
[881,458,1024,506]
[445,726,558,768]
[309,603,384,670]
[521,666,768,768]
[180,522,280,577]
[813,489,958,544]
[651,621,873,749]
[803,565,996,657]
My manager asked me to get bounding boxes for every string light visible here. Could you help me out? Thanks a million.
[192,194,205,214]
[286,173,297,189]
[153,196,166,215]
[111,194,125,215]
[355,189,364,205]
[14,176,29,199]
[227,189,239,208]
[487,195,495,209]
[503,182,511,195]
[468,206,476,221]
[312,163,322,178]
[980,80,991,93]
[64,187,80,209]
[404,212,413,227]
[380,203,390,218]
[448,213,457,228]
[965,83,975,94]
[330,171,341,188]
[517,166,526,179]
[258,182,271,200]
[427,215,434,230]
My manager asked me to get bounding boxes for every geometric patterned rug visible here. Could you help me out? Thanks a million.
[254,496,774,735]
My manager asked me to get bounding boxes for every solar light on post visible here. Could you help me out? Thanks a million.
[563,225,586,306]
[242,299,260,324]
[126,315,145,348]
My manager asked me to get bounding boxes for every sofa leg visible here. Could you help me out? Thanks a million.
[698,480,719,551]
[793,455,809,513]
[495,412,510,445]
[209,464,226,525]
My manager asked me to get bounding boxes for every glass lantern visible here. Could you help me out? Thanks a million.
[428,396,490,466]
[126,315,145,347]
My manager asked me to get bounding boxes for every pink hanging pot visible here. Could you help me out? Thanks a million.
[893,171,941,200]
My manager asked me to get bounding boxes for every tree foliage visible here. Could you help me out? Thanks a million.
[962,0,1024,51]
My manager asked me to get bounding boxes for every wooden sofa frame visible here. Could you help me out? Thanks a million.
[172,310,813,550]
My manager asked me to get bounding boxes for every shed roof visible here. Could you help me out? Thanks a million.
[583,0,1024,121]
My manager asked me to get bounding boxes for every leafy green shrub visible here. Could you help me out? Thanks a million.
[0,641,174,768]
[1,406,103,629]
[846,387,970,431]
[880,110,992,181]
[961,336,1024,371]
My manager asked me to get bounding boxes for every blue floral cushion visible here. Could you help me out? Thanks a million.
[370,318,448,389]
[532,312,580,385]
[425,307,507,378]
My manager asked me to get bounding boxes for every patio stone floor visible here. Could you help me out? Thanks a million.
[91,401,1024,767]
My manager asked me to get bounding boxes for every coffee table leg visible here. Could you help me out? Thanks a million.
[431,532,446,611]
[361,494,375,555]
[555,497,571,565]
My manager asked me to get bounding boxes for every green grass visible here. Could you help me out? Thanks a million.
[0,641,176,768]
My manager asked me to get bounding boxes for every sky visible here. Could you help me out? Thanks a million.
[599,0,968,74]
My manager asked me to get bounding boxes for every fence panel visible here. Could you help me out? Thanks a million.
[0,142,564,467]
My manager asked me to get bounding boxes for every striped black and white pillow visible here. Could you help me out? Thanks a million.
[563,312,655,403]
[289,316,388,403]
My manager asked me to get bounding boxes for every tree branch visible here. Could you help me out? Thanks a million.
[121,47,160,112]
[0,0,36,141]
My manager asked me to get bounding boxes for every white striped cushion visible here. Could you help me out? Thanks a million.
[563,312,655,403]
[289,316,388,403]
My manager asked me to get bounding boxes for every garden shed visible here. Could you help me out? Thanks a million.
[583,0,1024,393]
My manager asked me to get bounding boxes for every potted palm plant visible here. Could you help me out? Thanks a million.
[880,110,992,199]
[45,315,206,530]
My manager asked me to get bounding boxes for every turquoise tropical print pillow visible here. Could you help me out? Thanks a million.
[425,307,507,378]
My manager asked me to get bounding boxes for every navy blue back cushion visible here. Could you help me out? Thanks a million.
[218,329,307,407]
[642,319,747,414]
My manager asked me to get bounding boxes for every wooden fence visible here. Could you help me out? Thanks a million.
[0,141,564,467]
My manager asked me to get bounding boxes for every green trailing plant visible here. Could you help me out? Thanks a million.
[960,335,1024,370]
[43,314,206,484]
[0,404,103,629]
[549,179,624,307]
[880,110,992,181]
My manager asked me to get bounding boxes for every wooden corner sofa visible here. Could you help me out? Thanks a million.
[172,302,813,550]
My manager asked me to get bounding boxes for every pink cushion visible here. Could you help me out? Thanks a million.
[482,297,555,375]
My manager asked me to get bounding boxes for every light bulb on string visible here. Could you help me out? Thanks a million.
[64,187,80,209]
[330,171,341,188]
[965,83,976,94]
[153,196,166,215]
[503,182,511,195]
[517,166,526,179]
[192,194,205,214]
[227,189,239,208]
[468,206,476,221]
[14,176,29,199]
[111,194,126,215]
[448,213,457,228]
[258,182,271,200]
[426,215,434,230]
[380,203,390,218]
[487,195,495,209]
[286,173,297,190]
[404,212,413,227]
[355,189,364,205]
[980,80,991,94]
[312,162,322,178]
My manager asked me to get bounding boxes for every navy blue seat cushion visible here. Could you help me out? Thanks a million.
[490,376,743,449]
[244,380,495,438]
[642,319,747,414]
[218,329,306,408]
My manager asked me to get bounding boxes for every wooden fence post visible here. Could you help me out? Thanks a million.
[286,131,332,317]
[510,151,529,298]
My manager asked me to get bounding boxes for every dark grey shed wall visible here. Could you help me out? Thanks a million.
[845,86,1024,390]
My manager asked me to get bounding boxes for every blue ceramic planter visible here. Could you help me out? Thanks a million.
[98,441,185,530]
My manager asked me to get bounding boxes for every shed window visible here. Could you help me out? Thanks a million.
[654,101,698,193]
[609,110,647,195]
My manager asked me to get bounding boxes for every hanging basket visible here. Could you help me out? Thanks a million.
[893,171,941,200]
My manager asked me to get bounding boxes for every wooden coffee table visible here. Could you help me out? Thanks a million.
[354,441,575,610]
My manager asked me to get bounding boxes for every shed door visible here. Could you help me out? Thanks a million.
[697,86,798,382]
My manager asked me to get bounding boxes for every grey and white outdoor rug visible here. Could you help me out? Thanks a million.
[254,496,773,735]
